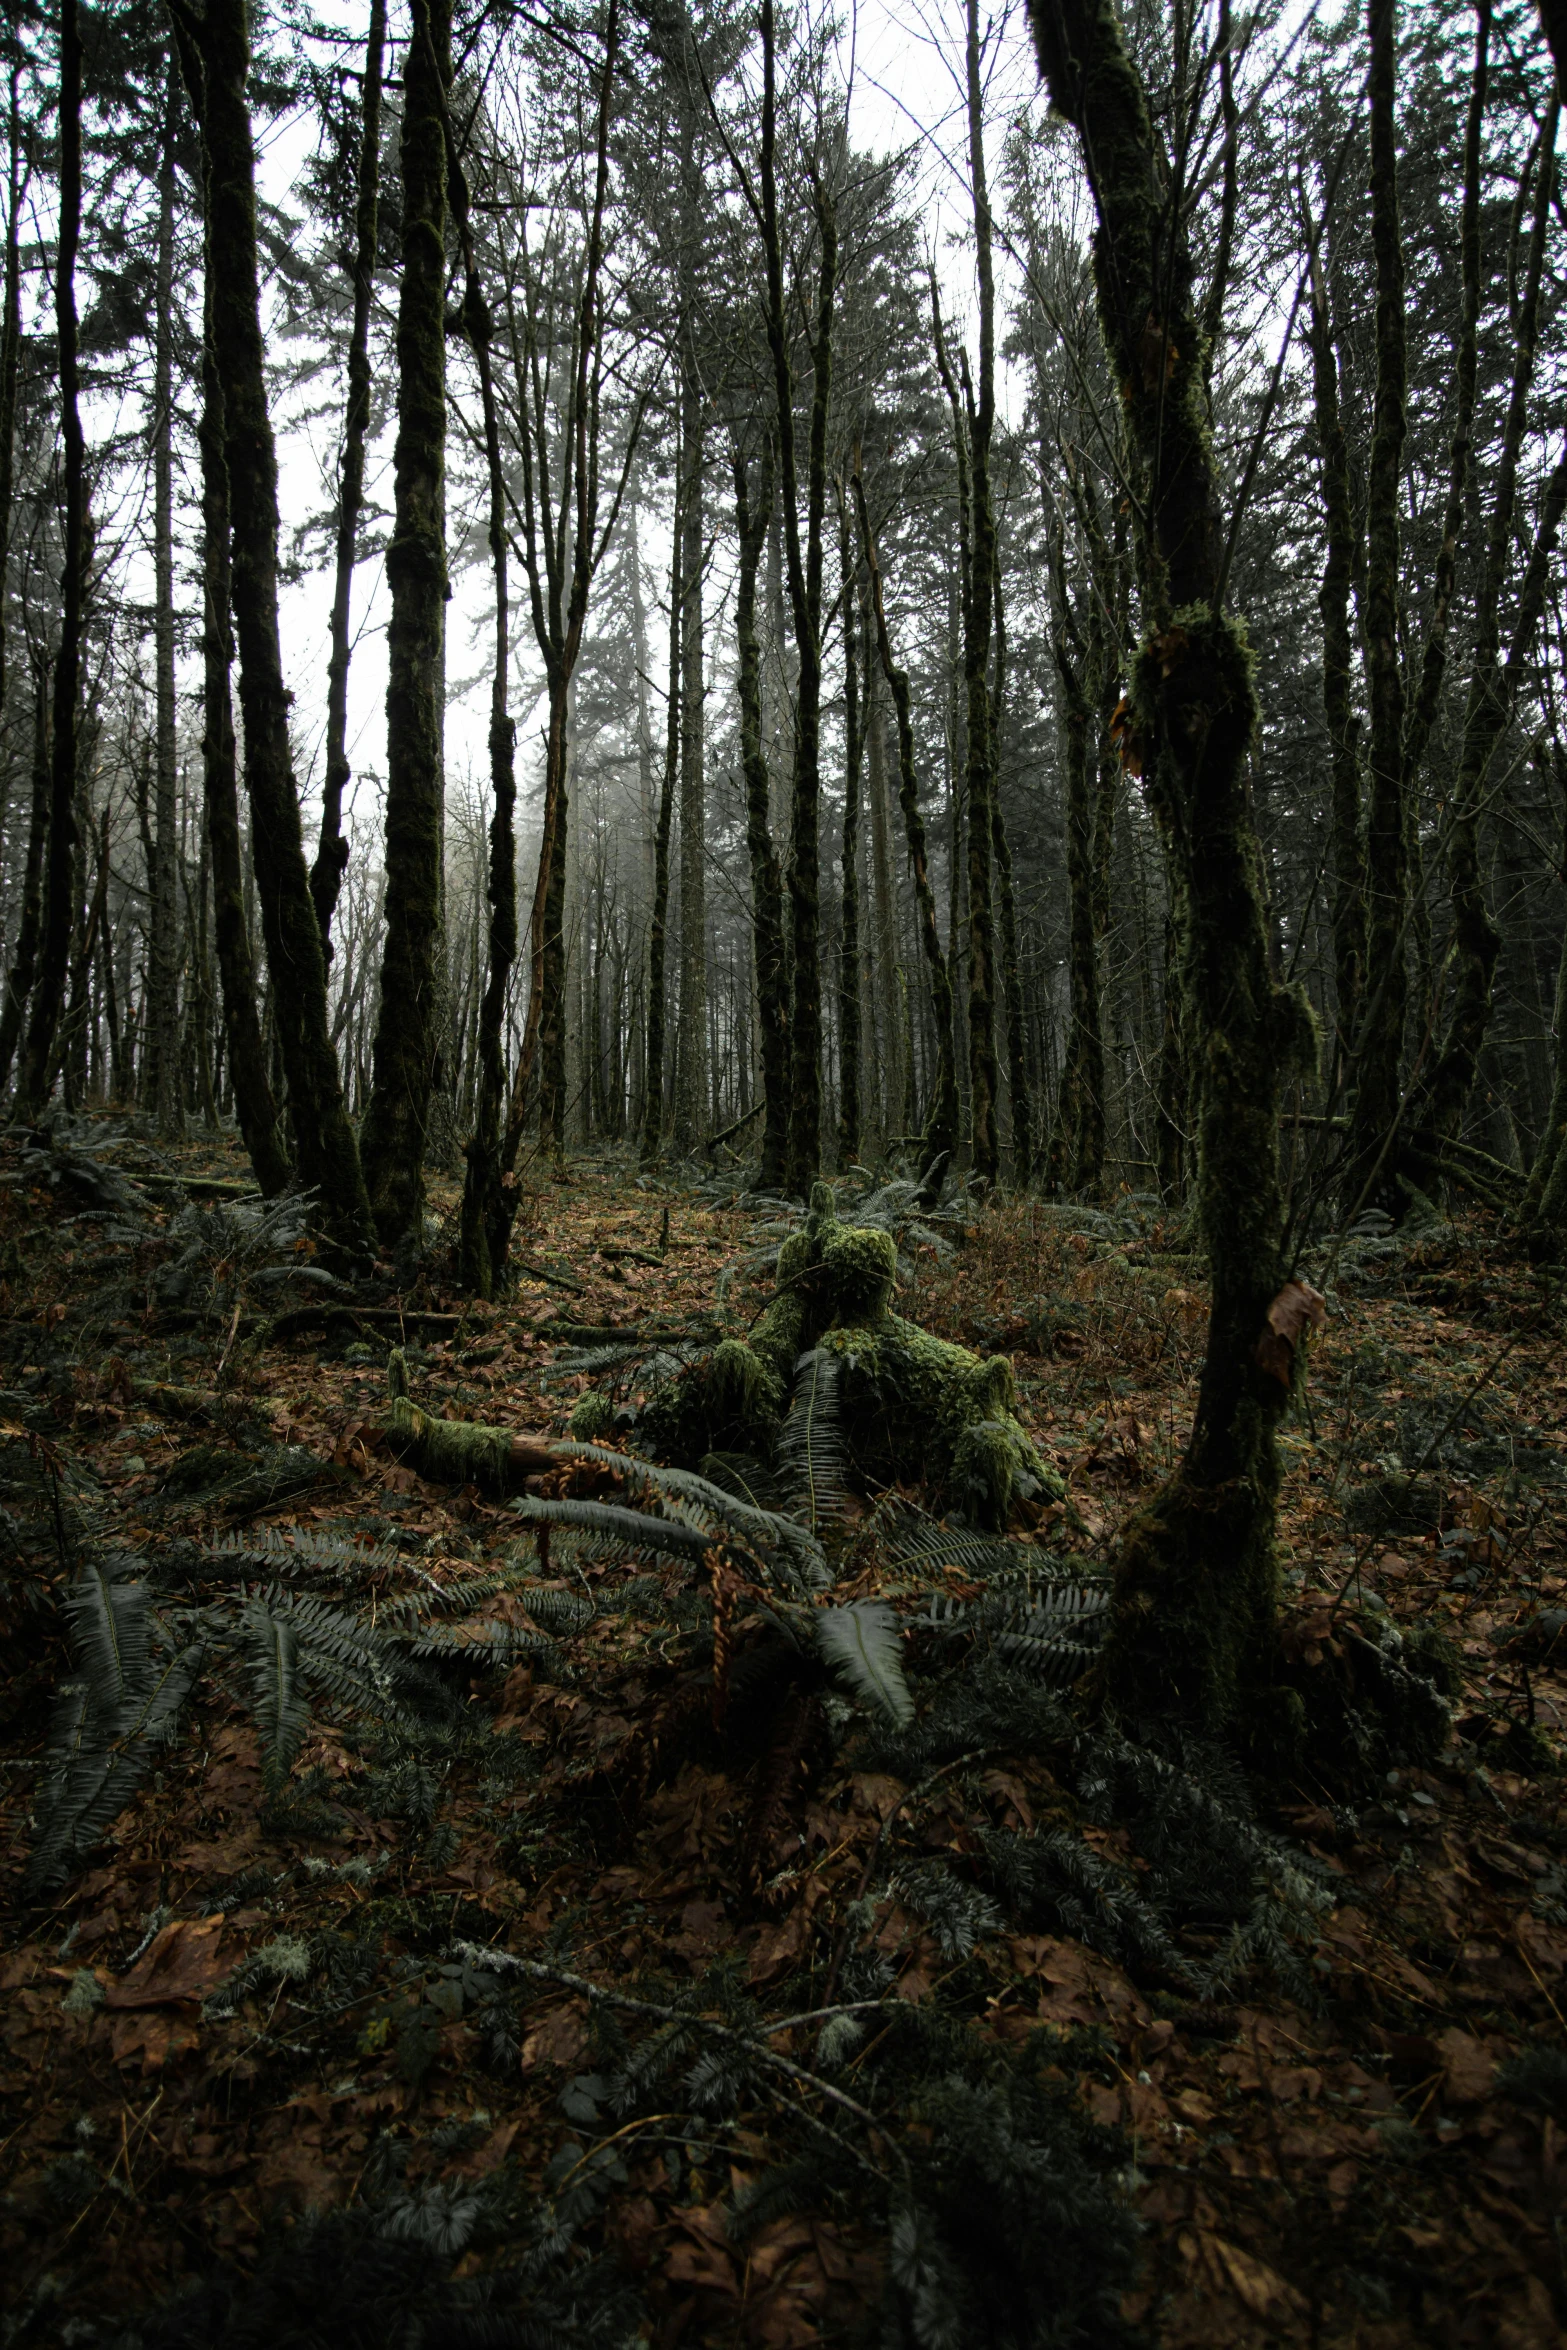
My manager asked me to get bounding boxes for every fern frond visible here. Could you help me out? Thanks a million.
[777,1350,850,1534]
[815,1601,915,1726]
[207,1525,404,1577]
[513,1494,713,1563]
[63,1560,151,1727]
[552,1444,828,1586]
[514,1586,597,1636]
[242,1599,310,1774]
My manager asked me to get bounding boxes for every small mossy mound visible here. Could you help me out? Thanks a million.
[630,1183,1062,1530]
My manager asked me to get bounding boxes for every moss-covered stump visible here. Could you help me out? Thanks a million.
[579,1182,1062,1531]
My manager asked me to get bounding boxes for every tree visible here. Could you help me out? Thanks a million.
[169,0,373,1253]
[1027,0,1312,1738]
[358,0,450,1255]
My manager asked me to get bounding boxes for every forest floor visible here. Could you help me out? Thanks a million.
[3,1116,1567,2347]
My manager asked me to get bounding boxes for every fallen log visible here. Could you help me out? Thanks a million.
[383,1350,556,1489]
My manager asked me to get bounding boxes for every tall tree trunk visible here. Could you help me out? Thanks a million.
[1416,97,1559,1163]
[735,444,790,1189]
[1345,0,1410,1213]
[1028,0,1306,1738]
[673,369,708,1152]
[759,0,835,1196]
[1046,514,1101,1193]
[311,0,386,955]
[863,613,905,1154]
[1306,230,1364,1070]
[991,563,1032,1183]
[853,471,958,1176]
[958,0,1000,1180]
[198,280,290,1193]
[641,538,679,1164]
[0,69,21,849]
[359,0,449,1253]
[148,61,184,1140]
[838,494,863,1169]
[18,0,85,1118]
[450,111,518,1298]
[170,0,373,1249]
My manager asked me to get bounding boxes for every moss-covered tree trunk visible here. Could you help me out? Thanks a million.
[359,0,449,1254]
[18,0,84,1119]
[1344,0,1409,1216]
[198,281,290,1195]
[310,0,385,958]
[1027,0,1308,1737]
[735,446,790,1189]
[853,472,959,1176]
[838,495,864,1170]
[170,0,372,1249]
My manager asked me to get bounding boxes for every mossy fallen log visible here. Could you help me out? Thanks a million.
[383,1348,556,1489]
[573,1182,1062,1531]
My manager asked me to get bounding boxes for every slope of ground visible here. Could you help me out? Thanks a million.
[2,1118,1566,2347]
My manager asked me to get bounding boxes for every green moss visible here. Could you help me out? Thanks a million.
[632,1185,1061,1529]
[569,1389,615,1442]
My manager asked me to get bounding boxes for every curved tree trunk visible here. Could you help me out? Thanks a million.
[1027,0,1305,1740]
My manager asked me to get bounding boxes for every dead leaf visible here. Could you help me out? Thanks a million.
[1438,2026,1494,2106]
[519,2000,588,2074]
[104,1918,229,2010]
[109,2010,201,2073]
[1254,1280,1327,1386]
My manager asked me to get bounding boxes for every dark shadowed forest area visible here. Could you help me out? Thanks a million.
[9,0,1567,2339]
